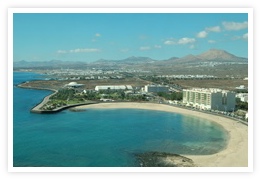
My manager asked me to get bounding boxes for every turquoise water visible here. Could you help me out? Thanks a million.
[13,72,228,167]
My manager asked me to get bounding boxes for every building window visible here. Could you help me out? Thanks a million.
[222,93,227,105]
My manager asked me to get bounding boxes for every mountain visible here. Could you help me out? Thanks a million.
[119,56,156,64]
[195,49,247,62]
[162,56,179,63]
[89,56,156,67]
[170,49,248,64]
[174,54,201,63]
[13,60,87,69]
[13,49,248,69]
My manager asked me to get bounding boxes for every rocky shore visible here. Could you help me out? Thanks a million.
[135,151,196,167]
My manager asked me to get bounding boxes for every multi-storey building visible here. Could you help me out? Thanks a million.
[183,88,235,111]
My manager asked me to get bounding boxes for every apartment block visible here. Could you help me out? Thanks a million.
[183,88,235,111]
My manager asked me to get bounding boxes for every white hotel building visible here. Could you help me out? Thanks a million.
[183,88,235,112]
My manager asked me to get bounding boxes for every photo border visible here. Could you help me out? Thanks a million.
[8,7,253,173]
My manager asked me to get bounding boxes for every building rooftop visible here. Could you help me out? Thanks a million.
[146,84,169,87]
[68,82,77,85]
[183,88,230,93]
[95,85,133,90]
[66,82,84,87]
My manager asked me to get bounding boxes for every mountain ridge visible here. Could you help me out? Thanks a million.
[14,49,248,68]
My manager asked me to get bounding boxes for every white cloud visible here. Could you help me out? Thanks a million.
[231,33,248,41]
[222,21,248,31]
[197,31,208,38]
[178,37,196,44]
[189,44,195,49]
[57,50,67,54]
[164,40,176,45]
[196,26,220,39]
[208,40,216,44]
[164,37,196,45]
[154,45,162,49]
[205,26,221,32]
[95,33,101,37]
[69,48,100,53]
[242,33,248,40]
[139,46,151,51]
[57,48,101,54]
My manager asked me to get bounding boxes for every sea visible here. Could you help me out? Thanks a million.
[13,71,228,167]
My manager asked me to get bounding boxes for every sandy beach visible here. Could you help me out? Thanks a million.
[74,102,248,167]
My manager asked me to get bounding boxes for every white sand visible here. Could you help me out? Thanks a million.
[75,102,248,167]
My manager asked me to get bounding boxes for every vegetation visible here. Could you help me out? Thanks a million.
[234,89,248,93]
[156,92,183,101]
[50,89,76,101]
[98,89,146,101]
[41,88,148,110]
[236,98,248,111]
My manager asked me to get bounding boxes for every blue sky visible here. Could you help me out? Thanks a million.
[13,12,248,62]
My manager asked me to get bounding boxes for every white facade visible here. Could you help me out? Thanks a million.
[95,85,133,91]
[245,112,248,120]
[236,93,248,102]
[65,82,84,88]
[144,84,169,93]
[236,85,247,90]
[183,88,235,111]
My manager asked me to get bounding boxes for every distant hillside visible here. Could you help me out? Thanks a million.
[171,54,201,64]
[169,49,248,64]
[13,49,247,69]
[90,49,247,67]
[13,59,87,69]
[119,56,156,64]
[91,56,156,66]
[196,49,247,62]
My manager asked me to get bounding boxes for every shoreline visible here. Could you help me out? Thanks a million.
[74,102,248,167]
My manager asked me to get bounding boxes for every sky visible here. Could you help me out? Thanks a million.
[13,12,249,62]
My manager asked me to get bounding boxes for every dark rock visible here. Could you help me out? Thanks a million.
[134,151,196,167]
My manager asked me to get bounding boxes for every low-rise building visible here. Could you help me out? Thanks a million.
[236,85,247,90]
[144,84,169,93]
[183,88,235,111]
[95,85,133,91]
[65,82,84,88]
[236,93,248,102]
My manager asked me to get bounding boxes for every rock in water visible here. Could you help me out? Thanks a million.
[134,151,196,167]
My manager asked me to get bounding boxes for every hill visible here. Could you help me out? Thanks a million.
[13,49,247,72]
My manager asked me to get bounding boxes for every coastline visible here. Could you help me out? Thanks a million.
[74,102,248,167]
